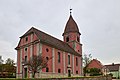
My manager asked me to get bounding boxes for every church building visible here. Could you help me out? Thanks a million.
[15,12,83,78]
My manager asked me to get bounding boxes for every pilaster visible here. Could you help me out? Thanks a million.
[52,48,55,73]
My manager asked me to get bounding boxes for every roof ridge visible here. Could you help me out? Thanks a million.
[20,27,35,38]
[33,27,66,43]
[32,27,81,56]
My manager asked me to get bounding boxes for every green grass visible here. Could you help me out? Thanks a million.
[0,76,112,80]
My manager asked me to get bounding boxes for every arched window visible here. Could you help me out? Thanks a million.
[46,67,49,72]
[58,52,60,63]
[58,69,61,73]
[25,56,27,62]
[25,37,28,42]
[77,36,79,42]
[76,71,78,74]
[46,48,49,52]
[66,37,69,42]
[68,55,70,65]
[76,57,78,66]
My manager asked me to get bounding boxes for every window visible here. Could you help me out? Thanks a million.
[76,71,78,74]
[24,68,27,78]
[68,70,71,77]
[46,67,49,72]
[76,57,78,66]
[46,57,49,60]
[25,37,28,42]
[25,56,27,62]
[58,52,60,63]
[58,69,61,73]
[46,48,49,52]
[66,37,69,42]
[77,36,79,42]
[25,48,27,52]
[68,55,70,65]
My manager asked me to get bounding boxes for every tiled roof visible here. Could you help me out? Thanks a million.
[105,64,120,71]
[63,15,80,35]
[21,27,81,57]
[93,59,104,68]
[87,59,103,69]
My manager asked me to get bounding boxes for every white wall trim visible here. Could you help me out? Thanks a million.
[39,43,42,73]
[75,43,76,51]
[39,43,42,54]
[30,34,33,42]
[20,49,22,75]
[72,55,74,74]
[37,43,39,55]
[16,50,19,78]
[63,52,66,74]
[52,48,55,73]
[30,45,32,58]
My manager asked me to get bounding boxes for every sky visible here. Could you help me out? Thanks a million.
[0,0,120,65]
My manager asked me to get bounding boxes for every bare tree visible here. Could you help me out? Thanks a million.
[0,56,3,64]
[23,55,52,78]
[83,54,92,76]
[5,58,15,65]
[83,54,92,67]
[5,58,16,77]
[0,56,4,73]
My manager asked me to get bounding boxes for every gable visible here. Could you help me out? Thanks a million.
[15,29,39,50]
[87,59,103,69]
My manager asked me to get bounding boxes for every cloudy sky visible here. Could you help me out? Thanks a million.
[0,0,120,65]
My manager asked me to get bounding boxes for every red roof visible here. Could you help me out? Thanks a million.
[105,63,120,71]
[18,27,81,57]
[87,59,103,69]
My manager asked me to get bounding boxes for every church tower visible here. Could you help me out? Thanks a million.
[62,10,82,55]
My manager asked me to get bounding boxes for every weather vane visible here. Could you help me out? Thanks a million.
[70,8,72,15]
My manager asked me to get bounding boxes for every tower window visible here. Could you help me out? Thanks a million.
[58,52,60,63]
[46,67,49,72]
[58,69,61,73]
[66,37,69,42]
[46,48,49,52]
[77,36,79,42]
[68,55,70,65]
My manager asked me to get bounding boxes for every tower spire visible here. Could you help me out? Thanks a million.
[62,10,80,36]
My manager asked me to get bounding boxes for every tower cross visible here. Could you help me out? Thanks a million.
[70,9,72,14]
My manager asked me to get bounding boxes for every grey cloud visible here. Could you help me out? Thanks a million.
[0,0,120,64]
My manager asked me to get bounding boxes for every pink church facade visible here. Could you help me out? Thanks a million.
[15,14,83,78]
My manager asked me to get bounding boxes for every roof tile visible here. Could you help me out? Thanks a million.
[20,27,81,56]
